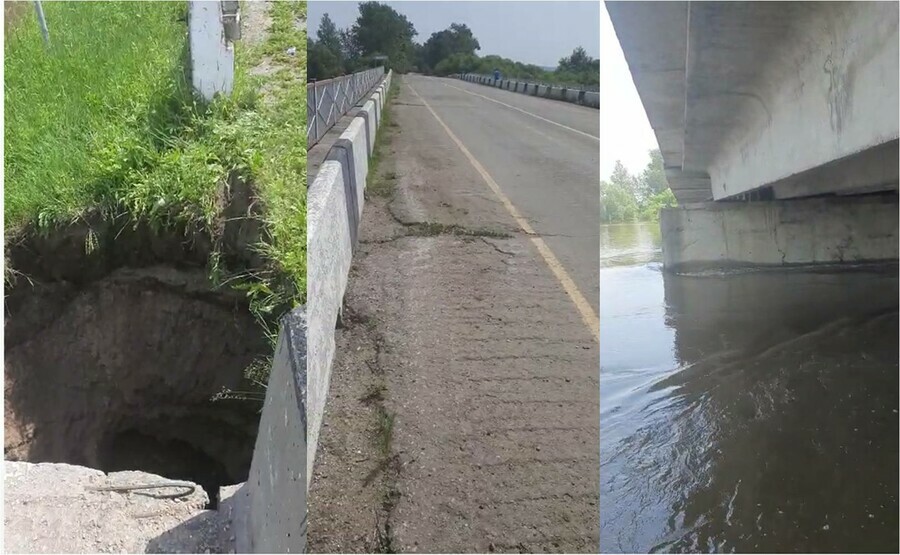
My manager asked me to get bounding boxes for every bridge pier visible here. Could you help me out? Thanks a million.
[660,195,899,272]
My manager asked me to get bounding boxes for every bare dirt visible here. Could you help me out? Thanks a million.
[308,78,599,553]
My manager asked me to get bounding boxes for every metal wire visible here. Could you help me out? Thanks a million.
[307,66,385,147]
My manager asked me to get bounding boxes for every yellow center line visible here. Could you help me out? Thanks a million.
[407,81,599,342]
[440,81,600,143]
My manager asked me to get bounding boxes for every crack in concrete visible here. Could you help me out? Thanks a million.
[481,237,517,256]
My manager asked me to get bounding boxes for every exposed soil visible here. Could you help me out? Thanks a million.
[308,78,599,553]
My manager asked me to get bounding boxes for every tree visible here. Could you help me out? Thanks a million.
[610,161,636,191]
[558,46,594,73]
[339,28,359,67]
[639,149,669,196]
[351,2,417,73]
[317,13,341,54]
[421,23,480,73]
[308,38,343,80]
[600,179,639,223]
[308,13,345,80]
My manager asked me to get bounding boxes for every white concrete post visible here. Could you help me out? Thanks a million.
[188,1,236,101]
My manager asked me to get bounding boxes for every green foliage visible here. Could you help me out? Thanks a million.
[317,13,341,54]
[429,48,598,87]
[640,188,677,221]
[601,149,677,223]
[420,23,479,72]
[5,1,193,232]
[308,8,597,87]
[309,3,416,79]
[351,1,417,73]
[600,179,639,223]
[640,149,668,196]
[558,46,596,73]
[5,0,308,315]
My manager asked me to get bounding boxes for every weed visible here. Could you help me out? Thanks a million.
[375,406,395,456]
[406,222,512,239]
[367,78,401,198]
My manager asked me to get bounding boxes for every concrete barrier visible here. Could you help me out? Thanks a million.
[660,195,900,272]
[236,308,308,553]
[306,70,393,488]
[359,100,377,156]
[459,73,598,109]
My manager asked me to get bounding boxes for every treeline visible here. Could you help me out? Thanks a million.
[308,2,598,87]
[601,150,677,223]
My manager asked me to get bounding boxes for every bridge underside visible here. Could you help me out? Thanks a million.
[608,1,899,204]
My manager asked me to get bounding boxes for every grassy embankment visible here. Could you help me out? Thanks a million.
[5,2,307,341]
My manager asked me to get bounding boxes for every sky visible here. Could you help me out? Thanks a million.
[308,1,658,180]
[598,2,657,180]
[308,1,599,70]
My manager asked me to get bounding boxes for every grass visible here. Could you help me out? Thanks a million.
[375,406,396,456]
[406,222,511,238]
[5,2,308,328]
[5,2,194,230]
[367,77,401,198]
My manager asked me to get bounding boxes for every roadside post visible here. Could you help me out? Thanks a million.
[188,0,240,100]
[33,1,49,47]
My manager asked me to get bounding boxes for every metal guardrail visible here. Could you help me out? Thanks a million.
[459,72,598,92]
[307,66,385,147]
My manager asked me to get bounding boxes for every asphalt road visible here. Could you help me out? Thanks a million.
[309,74,600,553]
[407,75,601,307]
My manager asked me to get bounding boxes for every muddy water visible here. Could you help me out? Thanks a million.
[599,222,899,553]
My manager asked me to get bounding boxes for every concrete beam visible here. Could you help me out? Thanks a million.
[609,1,900,202]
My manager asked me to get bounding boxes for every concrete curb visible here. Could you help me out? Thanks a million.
[457,73,599,109]
[306,69,393,488]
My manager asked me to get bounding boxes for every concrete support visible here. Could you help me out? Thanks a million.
[660,195,899,272]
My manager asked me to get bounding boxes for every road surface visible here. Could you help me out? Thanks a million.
[308,74,600,553]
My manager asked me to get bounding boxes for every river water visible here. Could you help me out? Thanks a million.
[599,222,899,553]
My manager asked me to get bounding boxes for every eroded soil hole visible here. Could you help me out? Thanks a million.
[5,223,271,510]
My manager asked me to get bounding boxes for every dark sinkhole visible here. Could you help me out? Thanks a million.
[5,243,271,510]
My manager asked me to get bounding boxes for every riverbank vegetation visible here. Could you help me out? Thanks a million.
[601,150,677,223]
[308,1,598,87]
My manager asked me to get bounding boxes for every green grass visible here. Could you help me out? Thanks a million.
[5,2,194,230]
[375,406,396,456]
[367,77,401,198]
[5,1,308,322]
